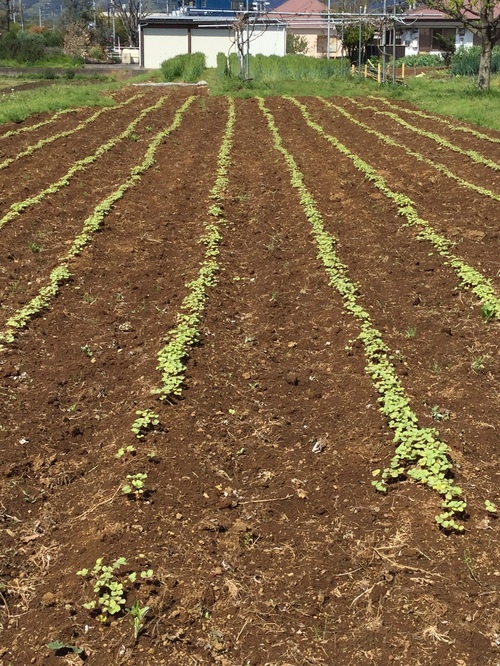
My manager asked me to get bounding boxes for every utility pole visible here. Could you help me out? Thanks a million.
[326,0,331,59]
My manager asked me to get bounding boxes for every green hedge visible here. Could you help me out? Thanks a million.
[160,52,206,82]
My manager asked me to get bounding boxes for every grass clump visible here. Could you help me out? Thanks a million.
[160,52,206,82]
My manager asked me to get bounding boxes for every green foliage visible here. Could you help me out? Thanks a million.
[161,52,206,82]
[46,641,83,655]
[131,410,159,438]
[451,45,500,76]
[249,54,343,81]
[129,600,150,641]
[342,22,375,64]
[286,32,309,55]
[396,53,443,68]
[122,472,148,497]
[216,52,229,79]
[77,558,153,622]
[485,499,497,514]
[0,31,45,63]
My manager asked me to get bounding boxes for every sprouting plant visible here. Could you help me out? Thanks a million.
[404,327,416,338]
[122,473,148,498]
[77,557,127,621]
[129,132,140,142]
[80,344,93,357]
[471,355,484,373]
[481,303,495,322]
[269,291,278,302]
[485,499,497,514]
[116,445,136,458]
[131,410,159,438]
[83,292,96,304]
[28,242,40,253]
[129,600,150,641]
[77,558,153,623]
[429,405,450,422]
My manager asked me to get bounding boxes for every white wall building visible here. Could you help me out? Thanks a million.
[399,9,478,57]
[139,15,287,68]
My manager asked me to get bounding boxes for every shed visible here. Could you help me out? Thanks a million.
[139,14,287,68]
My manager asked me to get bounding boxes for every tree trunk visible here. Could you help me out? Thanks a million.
[477,4,493,91]
[478,34,492,90]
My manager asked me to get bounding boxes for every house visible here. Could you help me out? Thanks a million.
[399,7,481,57]
[273,0,343,57]
[139,13,287,68]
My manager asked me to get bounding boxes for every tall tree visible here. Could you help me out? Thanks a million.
[0,0,12,33]
[108,0,146,47]
[423,0,500,90]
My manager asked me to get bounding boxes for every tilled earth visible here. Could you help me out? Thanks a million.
[0,87,499,666]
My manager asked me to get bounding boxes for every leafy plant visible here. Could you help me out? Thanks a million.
[404,327,416,338]
[46,641,83,656]
[77,558,153,623]
[485,499,497,514]
[131,410,159,439]
[122,473,148,498]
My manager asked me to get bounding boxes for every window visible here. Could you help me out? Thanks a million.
[431,27,456,50]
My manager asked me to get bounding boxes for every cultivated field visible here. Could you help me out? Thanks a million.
[0,86,499,665]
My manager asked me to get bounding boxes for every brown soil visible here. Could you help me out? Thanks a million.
[0,88,499,666]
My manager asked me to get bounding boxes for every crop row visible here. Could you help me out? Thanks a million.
[0,106,78,140]
[259,97,466,531]
[0,96,195,350]
[323,99,500,204]
[289,97,500,321]
[352,98,500,173]
[76,100,236,624]
[0,94,142,171]
[154,98,235,400]
[0,95,168,232]
[372,95,500,145]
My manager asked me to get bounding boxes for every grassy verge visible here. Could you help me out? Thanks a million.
[0,80,122,124]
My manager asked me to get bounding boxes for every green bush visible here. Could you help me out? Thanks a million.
[160,52,206,82]
[0,31,47,63]
[396,53,443,67]
[450,45,500,76]
[216,52,229,79]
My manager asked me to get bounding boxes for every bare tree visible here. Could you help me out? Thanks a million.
[109,0,147,47]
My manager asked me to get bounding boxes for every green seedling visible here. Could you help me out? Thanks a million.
[46,641,83,656]
[485,499,497,514]
[471,355,484,373]
[122,473,148,498]
[129,600,150,641]
[80,344,93,358]
[430,405,450,422]
[29,242,40,253]
[404,327,416,338]
[116,445,136,458]
[481,302,495,322]
[132,410,159,439]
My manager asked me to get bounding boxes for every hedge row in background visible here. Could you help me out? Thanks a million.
[160,53,206,82]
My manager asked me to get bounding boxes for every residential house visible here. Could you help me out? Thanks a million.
[273,0,343,57]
